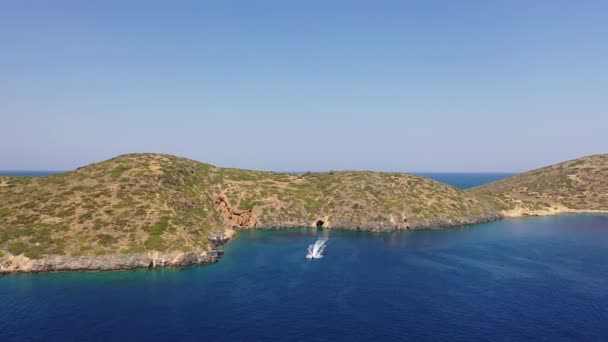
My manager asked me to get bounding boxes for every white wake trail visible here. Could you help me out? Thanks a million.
[306,238,328,259]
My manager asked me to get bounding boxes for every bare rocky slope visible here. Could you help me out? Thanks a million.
[1,153,605,273]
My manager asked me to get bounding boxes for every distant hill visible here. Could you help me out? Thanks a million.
[470,154,608,215]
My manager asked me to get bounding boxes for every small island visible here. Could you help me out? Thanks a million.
[1,153,606,273]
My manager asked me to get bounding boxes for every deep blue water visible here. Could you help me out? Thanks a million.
[415,172,513,189]
[1,215,608,341]
[0,170,64,177]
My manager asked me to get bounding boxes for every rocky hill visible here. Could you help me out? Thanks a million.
[0,153,501,272]
[2,153,606,273]
[470,154,608,216]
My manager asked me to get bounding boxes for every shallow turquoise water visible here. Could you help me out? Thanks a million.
[1,215,608,341]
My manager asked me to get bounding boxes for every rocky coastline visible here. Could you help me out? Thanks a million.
[0,248,224,274]
[0,213,504,274]
[256,212,504,232]
[1,153,605,275]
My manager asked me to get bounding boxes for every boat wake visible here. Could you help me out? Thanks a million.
[306,238,328,259]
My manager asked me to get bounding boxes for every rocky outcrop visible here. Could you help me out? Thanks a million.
[245,212,504,232]
[0,249,222,274]
[406,212,504,230]
[208,234,230,247]
[214,196,257,228]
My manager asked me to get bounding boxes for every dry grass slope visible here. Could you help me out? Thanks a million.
[217,168,497,229]
[0,153,500,259]
[470,154,608,213]
[0,154,225,259]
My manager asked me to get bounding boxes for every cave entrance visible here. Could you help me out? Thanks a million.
[316,220,325,228]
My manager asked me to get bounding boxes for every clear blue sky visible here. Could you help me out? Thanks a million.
[1,1,606,172]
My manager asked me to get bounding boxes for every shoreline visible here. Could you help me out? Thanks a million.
[1,211,606,275]
[501,208,608,218]
[0,249,223,275]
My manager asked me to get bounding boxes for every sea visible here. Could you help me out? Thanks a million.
[1,172,607,341]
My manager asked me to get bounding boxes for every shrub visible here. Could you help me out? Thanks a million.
[239,198,264,210]
[121,245,145,254]
[79,212,93,222]
[7,241,28,256]
[24,245,46,259]
[111,165,129,178]
[97,234,115,246]
[145,216,170,251]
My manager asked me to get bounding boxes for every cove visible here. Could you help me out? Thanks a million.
[1,215,608,341]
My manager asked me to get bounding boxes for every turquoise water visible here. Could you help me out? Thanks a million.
[1,215,608,341]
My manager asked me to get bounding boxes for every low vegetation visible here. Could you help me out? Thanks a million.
[0,154,225,259]
[470,154,608,213]
[1,153,605,260]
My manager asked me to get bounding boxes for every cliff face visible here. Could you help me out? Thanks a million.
[470,154,608,215]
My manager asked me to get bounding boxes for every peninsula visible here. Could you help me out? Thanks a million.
[1,153,606,273]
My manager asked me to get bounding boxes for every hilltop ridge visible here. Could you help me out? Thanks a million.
[470,154,608,216]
